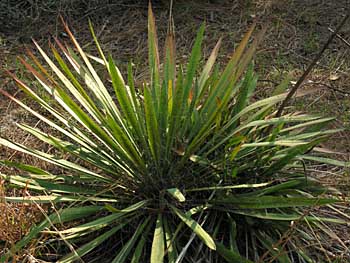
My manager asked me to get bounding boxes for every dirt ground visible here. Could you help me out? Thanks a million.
[0,0,349,260]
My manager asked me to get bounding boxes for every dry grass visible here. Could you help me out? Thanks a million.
[0,180,43,261]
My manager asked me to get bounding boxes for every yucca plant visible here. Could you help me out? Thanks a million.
[0,5,348,263]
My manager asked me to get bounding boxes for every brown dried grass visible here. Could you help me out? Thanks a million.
[0,180,43,260]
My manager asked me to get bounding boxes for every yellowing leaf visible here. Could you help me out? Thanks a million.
[167,188,185,202]
[169,205,216,250]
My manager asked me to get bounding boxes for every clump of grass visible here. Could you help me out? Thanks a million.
[0,180,42,261]
[0,4,349,263]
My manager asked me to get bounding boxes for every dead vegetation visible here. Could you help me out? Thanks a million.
[0,180,43,261]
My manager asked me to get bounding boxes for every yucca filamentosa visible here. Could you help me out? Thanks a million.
[0,4,348,263]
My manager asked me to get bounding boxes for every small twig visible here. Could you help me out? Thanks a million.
[328,27,350,48]
[303,81,350,96]
[258,79,279,85]
[275,12,350,117]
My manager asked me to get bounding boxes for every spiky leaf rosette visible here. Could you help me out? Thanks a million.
[0,6,348,263]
